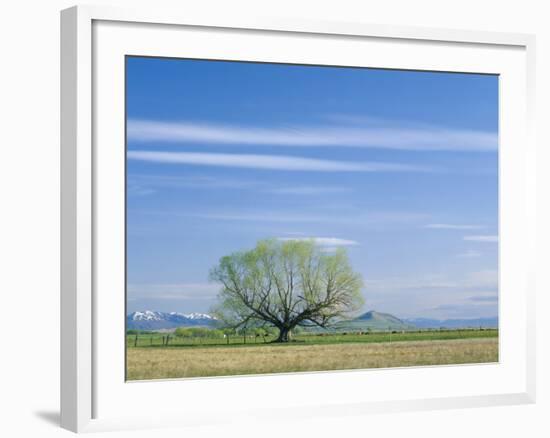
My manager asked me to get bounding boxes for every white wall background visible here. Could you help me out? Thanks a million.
[0,1,547,437]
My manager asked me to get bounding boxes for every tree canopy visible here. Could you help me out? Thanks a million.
[209,239,364,342]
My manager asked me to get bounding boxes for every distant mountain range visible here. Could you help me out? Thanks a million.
[404,316,498,329]
[126,309,498,331]
[127,310,218,330]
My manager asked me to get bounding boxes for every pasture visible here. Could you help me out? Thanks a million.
[126,329,498,380]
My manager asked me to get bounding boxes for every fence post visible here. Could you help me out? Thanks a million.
[134,334,138,347]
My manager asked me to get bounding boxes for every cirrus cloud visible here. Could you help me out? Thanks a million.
[128,119,497,152]
[426,223,485,230]
[463,235,498,243]
[277,237,359,246]
[127,151,432,173]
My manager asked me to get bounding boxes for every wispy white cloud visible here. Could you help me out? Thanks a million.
[429,302,497,318]
[127,174,350,197]
[469,293,498,302]
[266,186,350,195]
[127,184,156,196]
[128,174,254,190]
[149,210,428,226]
[365,276,459,291]
[365,270,498,293]
[465,270,498,289]
[127,283,219,300]
[127,151,431,173]
[277,237,359,246]
[456,250,482,258]
[464,235,498,243]
[128,119,497,152]
[426,223,485,230]
[181,212,330,223]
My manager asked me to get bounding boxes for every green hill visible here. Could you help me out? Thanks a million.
[303,310,415,333]
[340,310,415,331]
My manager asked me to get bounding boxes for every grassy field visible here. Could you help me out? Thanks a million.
[126,330,498,380]
[127,328,497,348]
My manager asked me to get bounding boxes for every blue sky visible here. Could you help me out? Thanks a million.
[126,56,499,320]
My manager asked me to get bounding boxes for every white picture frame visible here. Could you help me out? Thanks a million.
[60,4,537,433]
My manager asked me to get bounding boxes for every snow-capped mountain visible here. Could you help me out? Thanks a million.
[173,312,216,320]
[127,310,218,330]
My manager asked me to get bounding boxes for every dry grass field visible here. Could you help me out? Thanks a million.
[126,337,498,380]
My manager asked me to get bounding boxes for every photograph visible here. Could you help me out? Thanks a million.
[125,56,499,381]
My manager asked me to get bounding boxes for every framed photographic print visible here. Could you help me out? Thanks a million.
[61,5,536,433]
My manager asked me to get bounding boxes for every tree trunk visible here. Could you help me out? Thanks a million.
[275,327,292,342]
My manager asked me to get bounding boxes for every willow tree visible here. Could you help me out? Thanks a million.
[210,239,364,342]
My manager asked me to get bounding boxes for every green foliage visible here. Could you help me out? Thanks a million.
[174,327,224,338]
[126,329,155,335]
[253,327,267,337]
[210,239,364,341]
